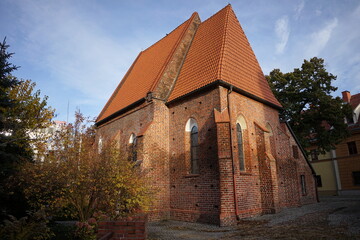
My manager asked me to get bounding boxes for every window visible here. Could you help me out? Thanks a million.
[190,125,199,174]
[310,149,318,161]
[236,123,245,171]
[98,137,103,153]
[347,141,358,155]
[315,175,322,187]
[300,175,306,195]
[186,118,199,174]
[129,133,137,162]
[353,172,360,186]
[292,145,299,159]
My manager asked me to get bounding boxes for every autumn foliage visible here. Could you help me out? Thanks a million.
[19,112,152,222]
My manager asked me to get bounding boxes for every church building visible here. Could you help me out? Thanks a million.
[95,5,317,226]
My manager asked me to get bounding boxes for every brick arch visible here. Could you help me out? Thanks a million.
[98,136,103,153]
[185,117,198,132]
[184,118,199,174]
[265,123,273,136]
[128,133,137,162]
[129,133,136,143]
[265,122,276,157]
[235,114,251,172]
[236,114,247,129]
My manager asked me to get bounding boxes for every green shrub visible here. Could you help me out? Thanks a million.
[0,210,53,240]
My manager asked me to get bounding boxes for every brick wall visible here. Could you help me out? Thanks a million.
[97,215,147,240]
[277,123,316,205]
[142,100,171,220]
[96,84,317,226]
[168,88,221,225]
[221,86,316,215]
[153,15,200,100]
[96,101,171,221]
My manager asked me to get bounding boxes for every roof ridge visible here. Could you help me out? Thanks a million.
[96,51,143,122]
[217,5,231,80]
[143,12,198,53]
[164,14,201,101]
[150,12,199,92]
[201,4,231,25]
[351,93,360,99]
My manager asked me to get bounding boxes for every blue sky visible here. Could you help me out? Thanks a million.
[1,0,359,122]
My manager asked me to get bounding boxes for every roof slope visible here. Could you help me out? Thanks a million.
[168,5,281,107]
[96,14,196,122]
[350,93,360,110]
[350,93,360,126]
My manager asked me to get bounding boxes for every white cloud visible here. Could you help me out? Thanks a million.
[14,0,138,103]
[305,18,338,57]
[275,16,290,54]
[294,0,305,20]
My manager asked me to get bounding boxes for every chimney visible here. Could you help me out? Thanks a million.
[342,91,351,103]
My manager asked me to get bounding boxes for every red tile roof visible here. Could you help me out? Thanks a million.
[168,5,281,107]
[350,93,360,125]
[350,93,360,110]
[97,5,282,124]
[96,13,198,122]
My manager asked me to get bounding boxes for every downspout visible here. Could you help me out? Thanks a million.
[314,173,320,203]
[331,149,342,196]
[227,86,240,220]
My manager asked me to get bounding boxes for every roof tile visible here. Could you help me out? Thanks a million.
[97,5,282,124]
[350,93,360,109]
[168,5,281,107]
[96,14,196,122]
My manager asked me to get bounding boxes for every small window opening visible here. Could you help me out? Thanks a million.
[191,125,199,174]
[310,149,318,161]
[316,175,322,187]
[353,172,360,186]
[300,175,306,195]
[98,137,103,153]
[347,141,358,155]
[237,123,245,171]
[129,134,137,162]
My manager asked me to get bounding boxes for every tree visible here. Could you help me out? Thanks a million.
[0,38,54,219]
[0,38,19,111]
[19,112,152,223]
[266,57,352,153]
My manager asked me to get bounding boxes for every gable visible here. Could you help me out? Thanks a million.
[168,5,281,108]
[97,5,282,125]
[96,14,196,123]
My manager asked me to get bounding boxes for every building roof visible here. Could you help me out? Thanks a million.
[96,13,198,122]
[97,5,281,124]
[350,93,360,127]
[350,93,360,110]
[168,5,281,108]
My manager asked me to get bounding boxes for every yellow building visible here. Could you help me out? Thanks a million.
[308,91,360,196]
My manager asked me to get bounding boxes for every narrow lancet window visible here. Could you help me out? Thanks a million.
[191,125,199,174]
[129,133,137,162]
[237,123,245,171]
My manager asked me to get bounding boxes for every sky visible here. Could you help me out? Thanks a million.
[1,0,359,123]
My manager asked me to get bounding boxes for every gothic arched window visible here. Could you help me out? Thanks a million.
[185,118,199,174]
[190,125,199,174]
[236,123,245,171]
[129,133,137,162]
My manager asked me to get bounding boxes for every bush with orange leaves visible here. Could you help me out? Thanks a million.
[18,112,152,222]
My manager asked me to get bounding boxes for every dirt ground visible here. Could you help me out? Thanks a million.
[148,196,360,239]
